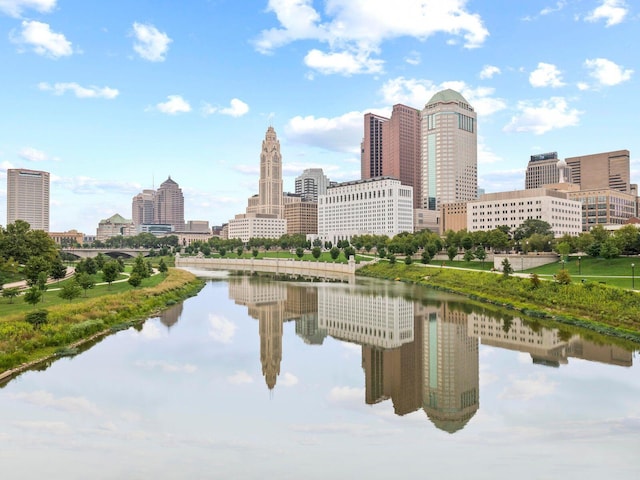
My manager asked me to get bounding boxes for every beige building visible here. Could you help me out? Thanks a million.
[421,89,477,211]
[49,229,84,246]
[414,208,440,233]
[284,200,317,235]
[227,213,286,242]
[567,188,637,231]
[96,213,136,241]
[154,177,184,230]
[440,202,468,233]
[468,188,582,237]
[565,150,632,193]
[132,189,155,226]
[525,152,573,189]
[246,126,284,218]
[6,168,50,231]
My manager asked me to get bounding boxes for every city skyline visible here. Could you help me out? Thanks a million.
[0,1,638,233]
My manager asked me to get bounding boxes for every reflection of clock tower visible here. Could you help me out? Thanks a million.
[255,303,284,390]
[423,304,479,434]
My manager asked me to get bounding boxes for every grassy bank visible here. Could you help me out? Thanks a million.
[0,268,204,375]
[357,262,640,343]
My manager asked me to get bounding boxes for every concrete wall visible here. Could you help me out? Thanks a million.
[175,255,359,280]
[493,253,559,272]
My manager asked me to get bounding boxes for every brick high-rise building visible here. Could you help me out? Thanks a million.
[132,189,155,226]
[565,150,631,193]
[6,168,50,231]
[421,89,477,210]
[361,113,388,179]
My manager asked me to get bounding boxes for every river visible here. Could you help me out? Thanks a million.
[1,270,638,479]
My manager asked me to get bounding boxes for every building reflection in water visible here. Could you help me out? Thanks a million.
[225,276,633,431]
[159,302,184,329]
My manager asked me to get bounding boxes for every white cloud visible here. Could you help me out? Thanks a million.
[13,420,71,435]
[233,164,259,175]
[479,65,500,79]
[280,372,299,387]
[202,99,249,117]
[52,175,141,195]
[499,373,557,401]
[540,1,566,16]
[228,370,254,385]
[380,77,506,116]
[0,0,56,17]
[154,95,191,115]
[327,386,364,404]
[255,0,488,75]
[478,137,502,164]
[38,82,119,99]
[405,51,421,66]
[11,390,101,416]
[132,22,171,62]
[503,97,582,135]
[208,313,236,343]
[221,98,249,117]
[585,0,628,27]
[584,57,633,86]
[304,48,384,76]
[135,360,197,374]
[285,110,369,154]
[12,20,73,58]
[529,62,565,88]
[18,146,55,162]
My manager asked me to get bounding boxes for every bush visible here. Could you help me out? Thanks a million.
[25,309,49,329]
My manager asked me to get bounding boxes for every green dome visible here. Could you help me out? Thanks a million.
[426,89,470,106]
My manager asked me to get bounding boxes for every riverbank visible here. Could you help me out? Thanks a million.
[357,262,640,343]
[0,268,204,379]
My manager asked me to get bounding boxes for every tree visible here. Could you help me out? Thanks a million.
[128,273,142,288]
[76,273,95,297]
[132,255,150,278]
[24,256,50,287]
[556,241,571,260]
[25,309,48,329]
[600,239,620,260]
[312,247,321,261]
[404,255,412,265]
[344,246,356,259]
[513,219,553,241]
[295,247,304,260]
[83,257,98,275]
[95,252,106,270]
[530,273,542,289]
[36,271,49,294]
[312,238,322,248]
[158,258,168,273]
[23,286,42,306]
[219,247,227,258]
[447,245,458,262]
[556,269,572,285]
[236,246,244,257]
[329,247,340,261]
[421,251,431,264]
[463,250,475,262]
[389,254,396,264]
[2,287,20,304]
[50,259,68,281]
[101,261,119,288]
[377,247,386,259]
[474,247,487,269]
[501,258,513,277]
[59,282,82,302]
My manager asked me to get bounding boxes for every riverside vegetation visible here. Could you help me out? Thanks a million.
[0,268,204,375]
[357,262,640,344]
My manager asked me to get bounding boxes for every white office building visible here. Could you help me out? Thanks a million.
[227,214,286,243]
[467,188,582,237]
[317,177,413,245]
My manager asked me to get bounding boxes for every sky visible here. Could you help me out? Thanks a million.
[0,0,638,234]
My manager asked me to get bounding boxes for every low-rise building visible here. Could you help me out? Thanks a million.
[49,229,84,246]
[318,177,413,245]
[96,213,136,241]
[285,201,318,235]
[227,214,287,243]
[567,188,637,231]
[468,188,581,237]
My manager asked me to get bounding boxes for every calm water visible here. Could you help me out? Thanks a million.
[1,271,639,479]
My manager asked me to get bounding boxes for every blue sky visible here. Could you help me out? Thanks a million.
[0,0,637,233]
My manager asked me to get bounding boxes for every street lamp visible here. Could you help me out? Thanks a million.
[632,263,635,290]
[578,256,581,275]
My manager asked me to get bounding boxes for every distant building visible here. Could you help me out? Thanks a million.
[414,208,440,233]
[137,224,174,236]
[565,150,632,193]
[361,113,388,179]
[295,168,332,202]
[567,188,637,231]
[440,202,468,233]
[421,89,477,210]
[96,213,136,241]
[132,189,156,226]
[184,220,210,233]
[525,152,573,189]
[246,126,284,218]
[318,177,413,245]
[468,188,582,237]
[227,214,286,243]
[154,176,185,230]
[6,168,50,231]
[285,200,318,235]
[49,229,84,246]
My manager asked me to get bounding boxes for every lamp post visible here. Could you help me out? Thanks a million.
[632,263,635,290]
[578,256,581,275]
[561,259,565,271]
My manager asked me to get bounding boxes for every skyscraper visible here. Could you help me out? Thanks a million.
[154,176,184,230]
[253,126,283,218]
[565,150,631,193]
[132,189,155,226]
[361,113,388,179]
[420,89,477,210]
[294,168,331,202]
[6,168,50,231]
[525,152,573,189]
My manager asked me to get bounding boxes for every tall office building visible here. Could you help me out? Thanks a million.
[525,152,573,189]
[6,168,50,231]
[257,126,284,218]
[294,168,331,202]
[420,89,477,210]
[361,106,422,208]
[361,113,388,179]
[565,150,631,193]
[383,104,422,208]
[132,189,155,226]
[154,176,184,230]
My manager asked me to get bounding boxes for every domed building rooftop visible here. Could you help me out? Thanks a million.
[426,88,470,107]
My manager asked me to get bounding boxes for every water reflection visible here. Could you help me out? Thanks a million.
[226,275,633,433]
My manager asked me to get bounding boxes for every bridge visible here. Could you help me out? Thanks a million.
[61,248,152,259]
